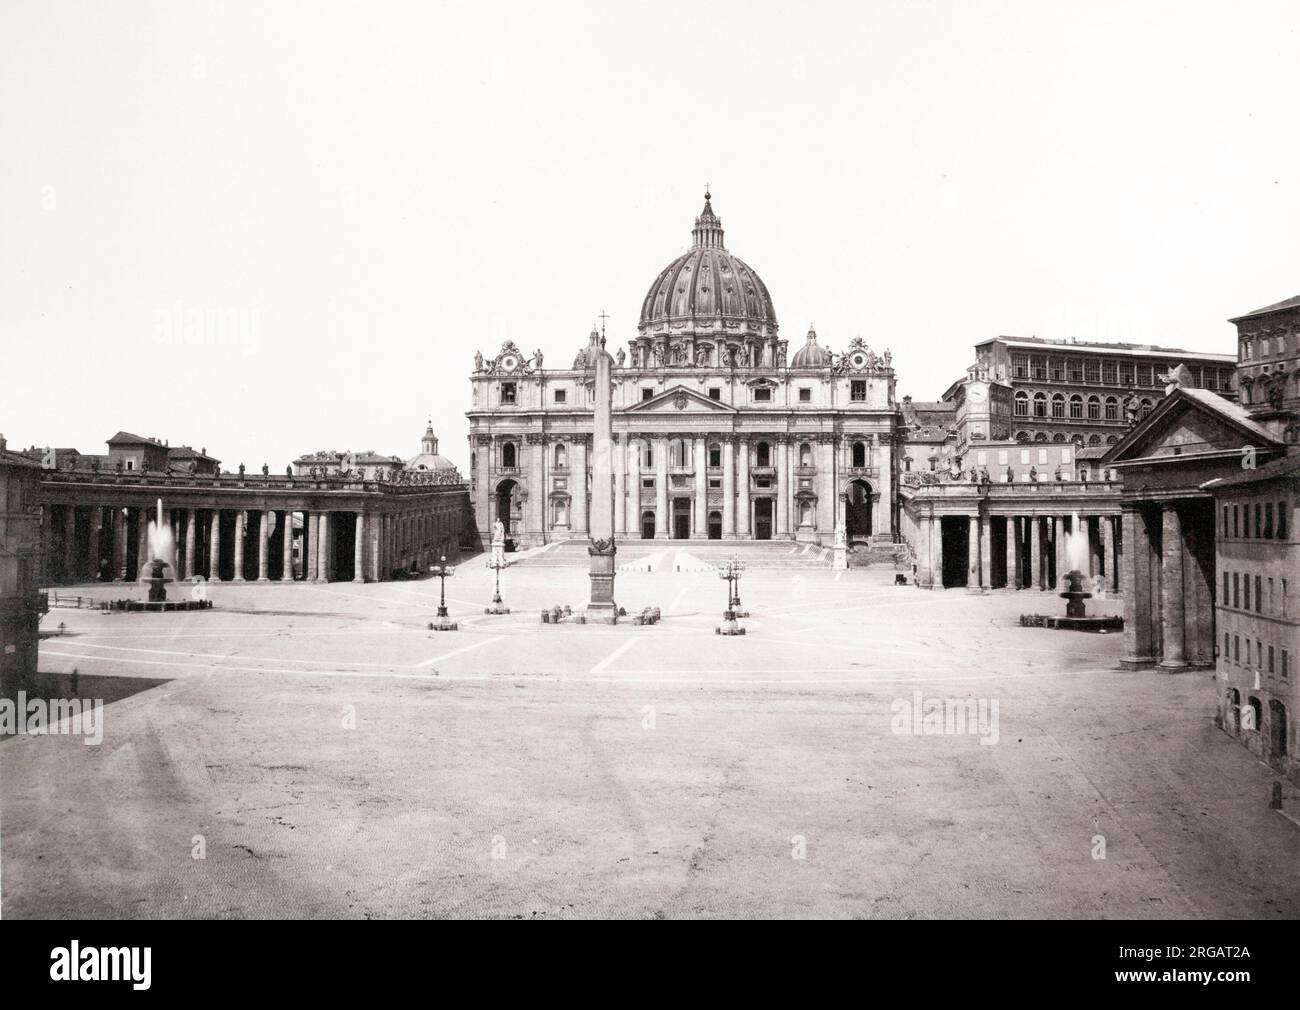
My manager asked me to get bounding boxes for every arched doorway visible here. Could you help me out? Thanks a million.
[845,479,873,541]
[754,498,773,540]
[496,479,522,538]
[1270,700,1288,758]
[641,510,656,540]
[707,510,722,539]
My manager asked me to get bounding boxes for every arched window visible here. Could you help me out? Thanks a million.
[799,442,812,467]
[1105,434,1119,445]
[1052,432,1066,443]
[1014,391,1029,416]
[1033,392,1048,417]
[1087,395,1101,420]
[1051,393,1066,418]
[552,497,568,525]
[1104,396,1118,421]
[1247,696,1263,732]
[1269,700,1288,756]
[554,443,566,468]
[1069,394,1083,419]
[1015,431,1030,444]
[756,441,771,467]
[1034,432,1048,443]
[1088,434,1101,445]
[708,443,721,468]
[852,441,866,468]
[502,442,517,469]
[1139,398,1154,417]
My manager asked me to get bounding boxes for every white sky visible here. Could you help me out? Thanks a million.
[3,0,1298,471]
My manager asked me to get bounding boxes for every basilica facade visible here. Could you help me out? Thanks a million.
[466,193,899,548]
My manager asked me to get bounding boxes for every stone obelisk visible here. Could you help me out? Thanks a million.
[586,326,618,622]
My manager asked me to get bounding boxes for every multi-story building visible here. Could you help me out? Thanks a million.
[1231,293,1300,442]
[952,335,1236,450]
[466,193,899,548]
[0,434,47,689]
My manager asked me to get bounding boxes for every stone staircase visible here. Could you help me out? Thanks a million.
[506,539,838,571]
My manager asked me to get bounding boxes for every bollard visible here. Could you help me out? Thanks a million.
[1272,781,1283,810]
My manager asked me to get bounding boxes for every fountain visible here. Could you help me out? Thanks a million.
[1019,511,1121,633]
[104,499,213,612]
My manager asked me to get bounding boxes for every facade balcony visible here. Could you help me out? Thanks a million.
[750,465,776,478]
[793,465,817,478]
[845,466,877,479]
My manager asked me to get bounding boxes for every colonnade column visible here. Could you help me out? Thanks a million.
[281,510,294,581]
[736,438,751,537]
[979,515,992,588]
[722,439,736,537]
[306,513,319,582]
[928,513,943,588]
[87,508,101,582]
[233,510,247,582]
[63,508,77,581]
[209,509,221,580]
[692,437,707,538]
[354,513,366,583]
[966,516,979,589]
[318,512,331,582]
[654,437,668,539]
[111,508,126,581]
[254,510,268,581]
[1158,504,1186,670]
[1030,516,1044,589]
[1005,517,1019,589]
[818,437,835,536]
[135,507,148,577]
[183,509,196,580]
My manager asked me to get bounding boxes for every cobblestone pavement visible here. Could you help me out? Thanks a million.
[5,561,1298,918]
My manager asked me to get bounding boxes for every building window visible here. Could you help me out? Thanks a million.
[1265,502,1274,538]
[1102,361,1117,384]
[1012,354,1028,378]
[1104,396,1118,421]
[852,441,867,468]
[554,443,566,468]
[708,387,721,400]
[1244,574,1251,611]
[1085,360,1100,383]
[1256,575,1263,613]
[1279,500,1289,539]
[1033,393,1047,417]
[1233,572,1240,608]
[1014,391,1029,416]
[125,459,135,471]
[642,444,654,468]
[799,443,812,467]
[1119,362,1135,385]
[1255,502,1262,538]
[501,442,517,469]
[1069,395,1083,419]
[1070,359,1084,382]
[756,441,771,467]
[1137,364,1153,387]
[851,380,867,402]
[1050,358,1065,382]
[1031,356,1047,380]
[1087,395,1100,420]
[708,444,721,468]
[754,386,772,402]
[642,478,654,489]
[671,439,689,466]
[1051,394,1065,418]
[554,389,566,404]
[1233,504,1240,537]
[501,382,517,405]
[642,388,655,401]
[1223,571,1230,602]
[798,387,811,402]
[1234,635,1240,663]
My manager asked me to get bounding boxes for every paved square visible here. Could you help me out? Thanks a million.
[4,560,1298,918]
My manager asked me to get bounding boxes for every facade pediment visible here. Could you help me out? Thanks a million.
[1105,388,1282,465]
[623,385,738,414]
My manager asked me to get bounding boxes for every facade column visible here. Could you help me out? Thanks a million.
[654,437,668,538]
[1106,515,1120,594]
[572,439,589,536]
[233,510,247,582]
[369,513,382,581]
[306,512,319,582]
[257,509,270,581]
[1053,516,1067,590]
[929,512,944,588]
[1099,514,1112,589]
[354,512,366,583]
[528,435,546,545]
[112,508,127,581]
[692,437,707,538]
[775,439,790,537]
[281,510,294,581]
[613,436,626,537]
[1159,504,1186,670]
[736,438,751,537]
[63,507,77,582]
[819,438,836,536]
[966,515,979,589]
[1005,516,1019,589]
[1030,516,1044,590]
[209,509,222,581]
[625,439,641,537]
[183,509,196,580]
[722,439,736,537]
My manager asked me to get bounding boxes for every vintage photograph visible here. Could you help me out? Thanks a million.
[1,0,1297,947]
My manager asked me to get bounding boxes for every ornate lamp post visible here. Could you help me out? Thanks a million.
[428,555,458,631]
[716,555,747,636]
[484,554,511,614]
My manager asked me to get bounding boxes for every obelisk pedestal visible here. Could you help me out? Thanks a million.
[585,327,618,624]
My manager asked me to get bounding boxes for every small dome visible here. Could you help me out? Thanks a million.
[790,326,830,368]
[407,421,455,471]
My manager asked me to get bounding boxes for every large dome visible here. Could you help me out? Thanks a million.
[638,192,778,340]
